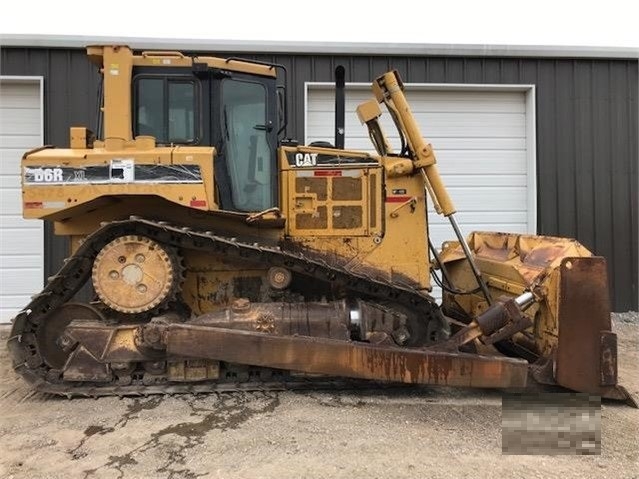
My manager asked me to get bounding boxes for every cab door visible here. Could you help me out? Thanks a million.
[216,76,278,212]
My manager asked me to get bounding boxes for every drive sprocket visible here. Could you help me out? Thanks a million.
[92,235,182,314]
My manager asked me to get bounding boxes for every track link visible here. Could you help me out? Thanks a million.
[7,217,441,397]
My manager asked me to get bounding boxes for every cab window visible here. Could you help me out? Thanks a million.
[134,77,198,144]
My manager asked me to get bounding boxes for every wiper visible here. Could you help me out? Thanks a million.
[223,106,230,140]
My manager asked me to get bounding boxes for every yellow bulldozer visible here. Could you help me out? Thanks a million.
[7,45,633,403]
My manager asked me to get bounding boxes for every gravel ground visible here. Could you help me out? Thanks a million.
[616,311,639,323]
[0,313,637,479]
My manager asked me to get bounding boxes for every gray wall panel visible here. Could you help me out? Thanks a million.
[1,47,636,310]
[0,47,101,287]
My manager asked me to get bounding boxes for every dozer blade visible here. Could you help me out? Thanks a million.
[439,232,636,406]
[555,257,636,405]
[165,324,529,389]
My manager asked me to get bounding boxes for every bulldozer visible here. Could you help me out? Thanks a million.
[7,45,634,404]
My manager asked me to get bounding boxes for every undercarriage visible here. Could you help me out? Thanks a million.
[8,217,531,397]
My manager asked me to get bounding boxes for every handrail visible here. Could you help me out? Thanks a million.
[141,50,185,58]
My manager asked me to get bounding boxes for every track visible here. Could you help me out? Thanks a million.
[7,217,442,397]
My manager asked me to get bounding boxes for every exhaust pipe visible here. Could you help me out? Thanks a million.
[334,65,345,149]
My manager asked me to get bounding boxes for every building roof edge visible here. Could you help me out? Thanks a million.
[1,34,638,59]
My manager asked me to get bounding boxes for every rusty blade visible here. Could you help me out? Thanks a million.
[599,331,618,387]
[166,324,528,389]
[556,256,613,394]
[553,255,638,408]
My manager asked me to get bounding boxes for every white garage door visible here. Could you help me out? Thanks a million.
[306,84,536,297]
[0,78,44,323]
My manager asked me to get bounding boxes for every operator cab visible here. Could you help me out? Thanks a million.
[131,63,282,213]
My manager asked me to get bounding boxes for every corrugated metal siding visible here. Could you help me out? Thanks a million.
[1,48,636,310]
[0,48,101,282]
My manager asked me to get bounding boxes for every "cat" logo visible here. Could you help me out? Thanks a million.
[294,153,318,167]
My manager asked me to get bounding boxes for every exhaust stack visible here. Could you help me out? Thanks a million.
[334,65,345,149]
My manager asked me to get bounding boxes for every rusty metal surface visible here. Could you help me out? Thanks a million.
[167,360,220,382]
[166,324,529,389]
[439,231,594,292]
[599,331,618,387]
[63,346,112,382]
[437,298,531,351]
[555,257,612,394]
[36,303,105,369]
[189,300,351,340]
[65,321,150,363]
[439,231,599,367]
[481,300,532,346]
[475,300,515,336]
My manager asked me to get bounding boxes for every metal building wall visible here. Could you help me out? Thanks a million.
[1,47,637,310]
[0,48,101,284]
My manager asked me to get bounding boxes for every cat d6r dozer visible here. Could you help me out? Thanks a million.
[8,45,634,404]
